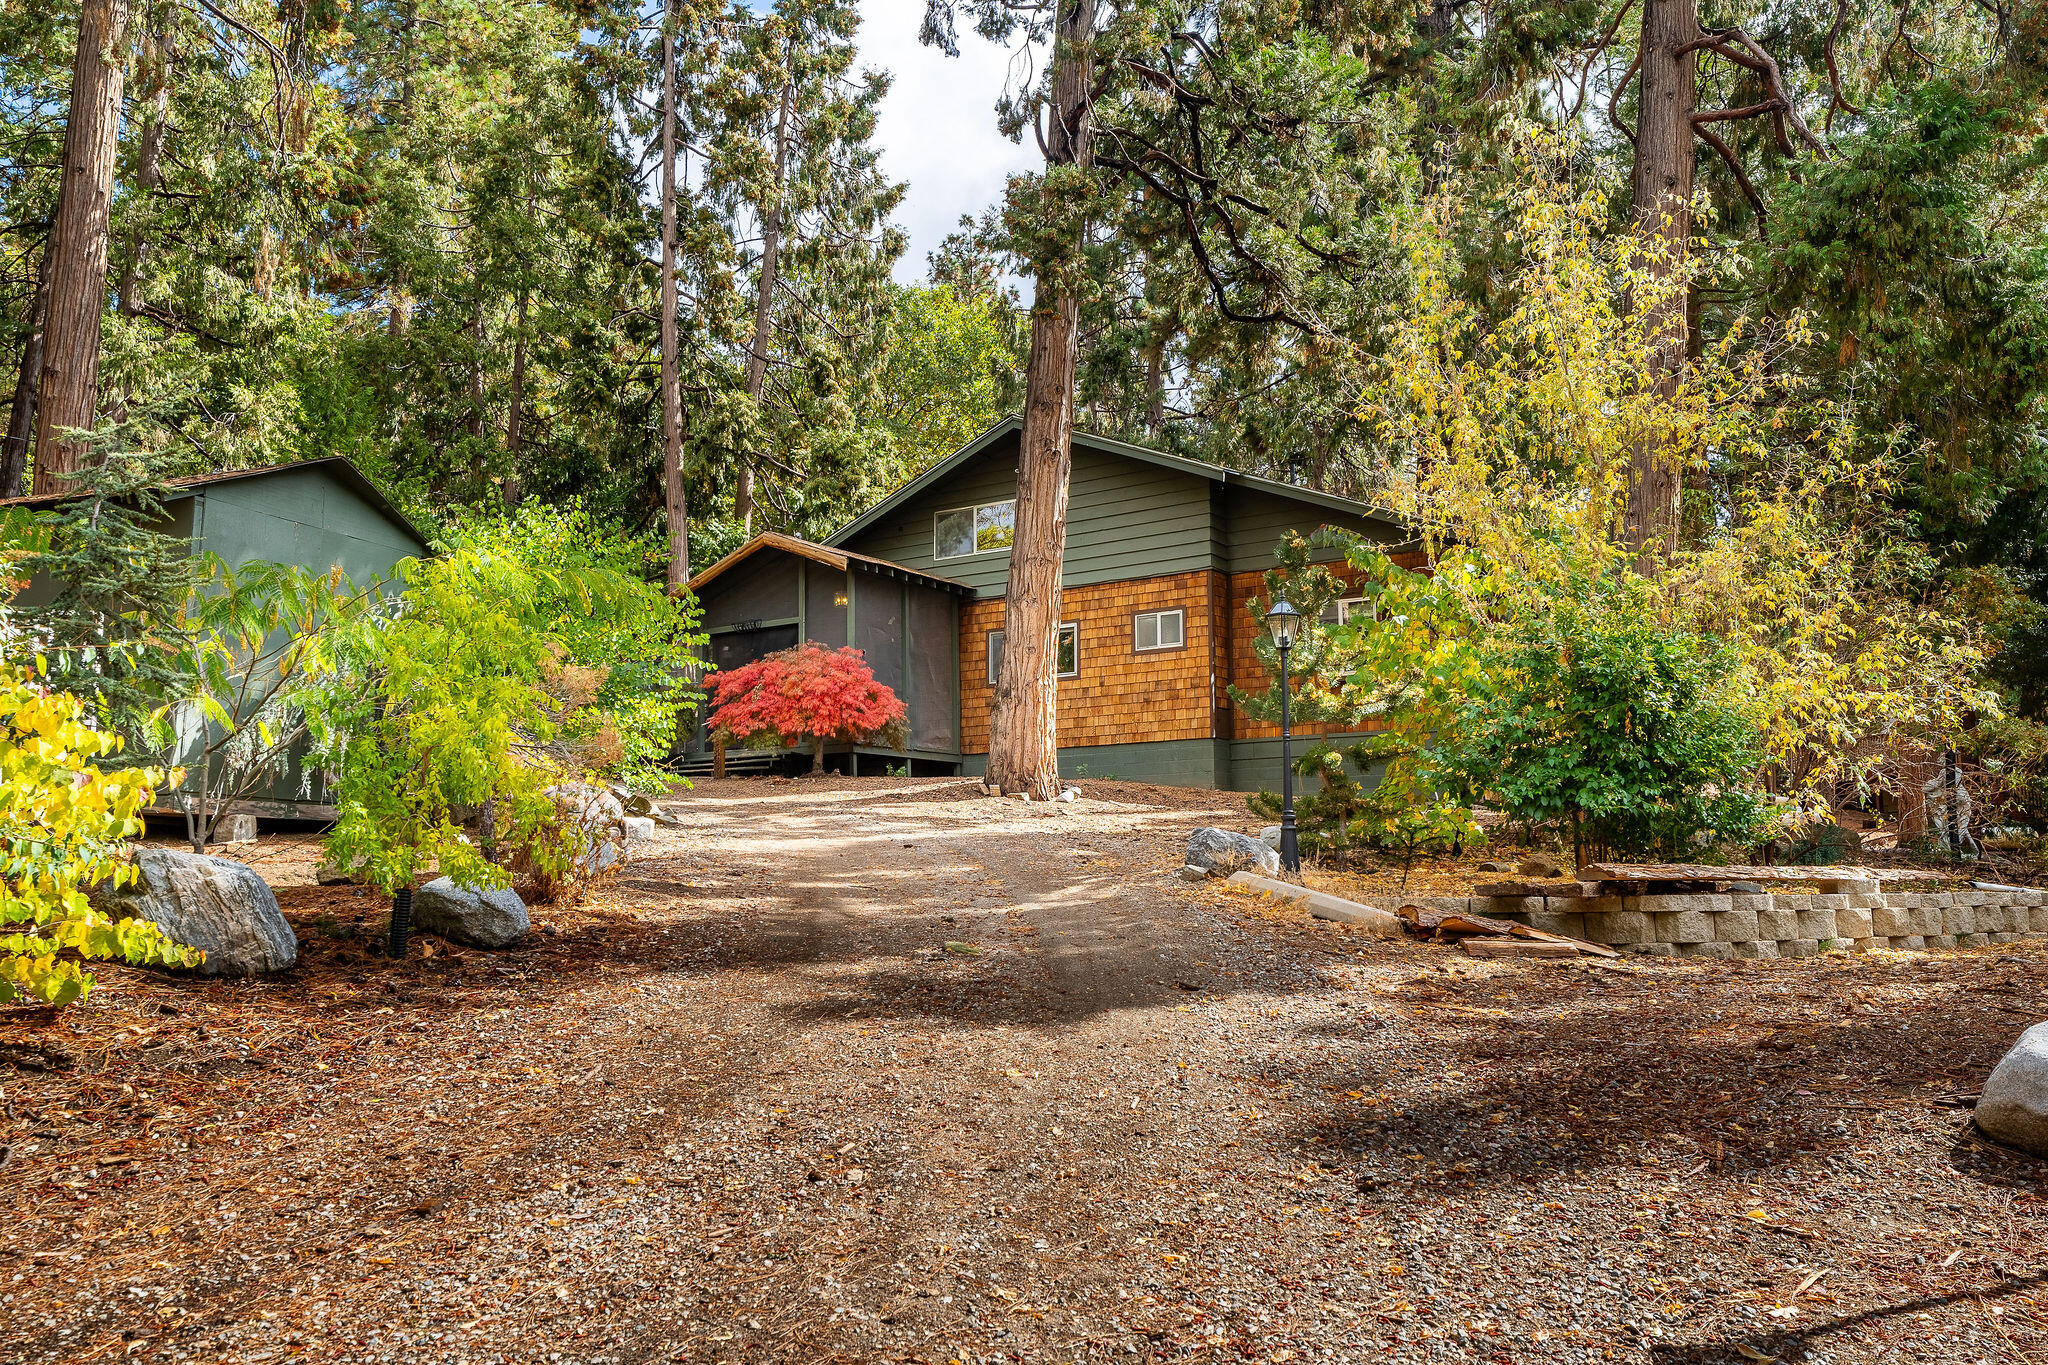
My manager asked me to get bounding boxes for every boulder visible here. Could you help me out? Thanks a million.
[1185,827,1280,879]
[623,815,656,845]
[411,878,531,948]
[1257,825,1283,850]
[1976,1022,2048,1157]
[545,782,631,879]
[91,849,296,976]
[549,782,626,828]
[1517,854,1567,878]
[315,858,364,887]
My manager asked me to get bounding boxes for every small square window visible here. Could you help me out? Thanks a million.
[975,501,1015,552]
[936,499,1016,560]
[935,507,975,560]
[987,623,1078,683]
[1134,609,1184,652]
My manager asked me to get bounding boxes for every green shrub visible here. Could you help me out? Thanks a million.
[1436,580,1772,864]
[446,504,703,785]
[306,510,703,895]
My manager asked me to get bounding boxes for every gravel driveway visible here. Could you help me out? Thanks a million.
[3,776,2044,1365]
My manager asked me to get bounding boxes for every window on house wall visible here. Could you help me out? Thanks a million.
[1134,609,1184,652]
[935,499,1016,560]
[1318,597,1371,625]
[987,623,1078,683]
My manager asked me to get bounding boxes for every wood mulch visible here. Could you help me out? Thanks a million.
[2,776,2044,1365]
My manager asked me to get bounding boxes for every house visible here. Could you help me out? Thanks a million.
[686,418,1418,790]
[4,457,431,819]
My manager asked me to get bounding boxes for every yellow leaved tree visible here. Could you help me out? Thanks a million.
[1,664,200,1005]
[1353,129,1987,820]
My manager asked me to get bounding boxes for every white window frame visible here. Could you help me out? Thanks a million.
[1320,596,1371,626]
[987,623,1079,683]
[1133,608,1185,652]
[934,499,1017,560]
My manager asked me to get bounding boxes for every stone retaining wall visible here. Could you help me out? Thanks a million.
[1401,883,2047,958]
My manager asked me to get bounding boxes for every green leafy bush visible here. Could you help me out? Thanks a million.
[1436,583,1773,864]
[307,509,702,896]
[446,505,703,784]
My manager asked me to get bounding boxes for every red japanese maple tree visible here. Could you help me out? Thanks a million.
[705,643,909,773]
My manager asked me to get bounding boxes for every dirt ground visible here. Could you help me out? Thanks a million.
[3,775,2045,1365]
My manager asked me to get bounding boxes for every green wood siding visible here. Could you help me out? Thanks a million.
[839,430,1217,596]
[195,468,425,583]
[1223,488,1402,573]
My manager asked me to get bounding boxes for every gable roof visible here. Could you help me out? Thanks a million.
[0,456,430,548]
[689,531,972,596]
[823,416,1403,548]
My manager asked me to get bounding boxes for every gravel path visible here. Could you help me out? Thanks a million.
[3,776,2045,1365]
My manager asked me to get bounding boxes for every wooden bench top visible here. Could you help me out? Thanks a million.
[1577,862,1944,884]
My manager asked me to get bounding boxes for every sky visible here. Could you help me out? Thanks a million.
[858,0,1041,284]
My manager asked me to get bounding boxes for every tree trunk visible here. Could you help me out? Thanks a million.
[2,242,52,498]
[1144,343,1164,435]
[32,0,130,496]
[737,72,793,538]
[387,0,417,339]
[1622,0,1699,567]
[984,0,1096,801]
[505,287,527,505]
[661,17,691,591]
[119,10,169,317]
[811,733,824,774]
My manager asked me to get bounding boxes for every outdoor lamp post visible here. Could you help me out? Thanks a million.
[1265,600,1303,874]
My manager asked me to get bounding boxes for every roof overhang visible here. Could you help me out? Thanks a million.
[0,456,432,551]
[822,416,1407,547]
[689,531,972,597]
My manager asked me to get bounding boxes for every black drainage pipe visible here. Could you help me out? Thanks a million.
[389,886,412,959]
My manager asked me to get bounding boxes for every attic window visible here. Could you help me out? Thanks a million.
[935,500,1015,560]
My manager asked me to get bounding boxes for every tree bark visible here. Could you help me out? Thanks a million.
[505,286,527,506]
[984,0,1096,800]
[33,0,130,496]
[1622,0,1698,567]
[2,242,52,498]
[737,70,793,539]
[661,17,691,591]
[387,0,417,339]
[119,9,169,317]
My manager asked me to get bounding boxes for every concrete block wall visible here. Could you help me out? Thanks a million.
[1400,884,2048,957]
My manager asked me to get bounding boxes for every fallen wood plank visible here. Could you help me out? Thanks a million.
[1578,862,1943,884]
[1509,924,1620,959]
[1224,873,1403,939]
[1462,938,1579,960]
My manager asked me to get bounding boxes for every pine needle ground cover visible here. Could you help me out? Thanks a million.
[1,779,2042,1365]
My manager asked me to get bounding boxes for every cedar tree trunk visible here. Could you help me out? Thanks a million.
[661,17,691,590]
[33,0,129,495]
[1623,0,1698,566]
[505,287,527,506]
[2,243,51,498]
[737,72,793,538]
[984,0,1096,800]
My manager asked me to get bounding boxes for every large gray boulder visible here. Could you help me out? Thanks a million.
[1976,1023,2048,1157]
[1185,827,1281,879]
[412,878,530,948]
[91,848,296,976]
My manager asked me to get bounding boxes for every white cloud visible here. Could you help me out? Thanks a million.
[858,0,1041,284]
